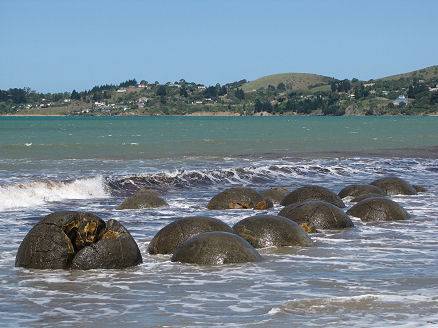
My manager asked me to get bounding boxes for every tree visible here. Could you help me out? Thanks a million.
[277,82,286,91]
[9,88,26,104]
[156,85,167,96]
[71,90,80,100]
[204,86,218,98]
[235,88,245,100]
[179,86,188,97]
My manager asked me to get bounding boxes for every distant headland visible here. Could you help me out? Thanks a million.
[1,66,438,116]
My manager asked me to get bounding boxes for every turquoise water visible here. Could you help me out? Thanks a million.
[1,116,437,159]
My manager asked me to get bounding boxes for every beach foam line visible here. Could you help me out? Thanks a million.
[0,176,109,211]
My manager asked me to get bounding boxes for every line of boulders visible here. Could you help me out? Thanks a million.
[15,176,423,270]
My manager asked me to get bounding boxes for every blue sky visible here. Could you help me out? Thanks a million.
[1,0,437,93]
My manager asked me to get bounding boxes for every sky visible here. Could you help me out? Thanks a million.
[1,0,437,93]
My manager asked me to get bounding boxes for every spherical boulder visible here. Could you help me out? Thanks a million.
[260,187,290,204]
[232,215,313,248]
[370,177,417,196]
[413,185,427,193]
[116,194,168,210]
[280,186,345,208]
[171,232,262,265]
[207,187,272,210]
[148,216,235,254]
[351,193,389,203]
[15,211,142,270]
[278,200,353,231]
[338,184,385,198]
[346,197,410,222]
[71,219,142,270]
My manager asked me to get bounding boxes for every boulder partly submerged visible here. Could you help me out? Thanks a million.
[15,211,142,270]
[338,184,385,199]
[280,186,346,208]
[259,187,290,204]
[278,200,353,232]
[347,197,410,222]
[116,194,168,210]
[148,216,235,254]
[351,193,389,203]
[233,215,313,248]
[370,177,417,196]
[171,232,262,265]
[207,187,272,210]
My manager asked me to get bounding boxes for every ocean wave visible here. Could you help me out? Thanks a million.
[0,176,109,211]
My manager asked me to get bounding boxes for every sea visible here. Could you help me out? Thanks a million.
[0,116,437,327]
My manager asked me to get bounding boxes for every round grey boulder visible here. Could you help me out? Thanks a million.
[207,187,272,210]
[232,215,313,248]
[171,232,262,265]
[278,200,353,232]
[347,197,410,222]
[260,187,290,204]
[15,211,142,270]
[413,185,427,193]
[134,189,161,196]
[338,184,385,198]
[370,177,417,195]
[351,193,389,203]
[280,186,345,208]
[71,219,142,270]
[148,216,235,254]
[116,194,168,210]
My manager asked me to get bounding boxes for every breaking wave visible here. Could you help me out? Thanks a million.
[0,176,109,211]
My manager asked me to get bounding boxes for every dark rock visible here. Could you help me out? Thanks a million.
[278,200,353,231]
[338,184,385,198]
[347,197,410,222]
[171,232,262,265]
[370,177,417,195]
[116,194,168,210]
[260,187,290,204]
[232,215,313,248]
[413,185,427,193]
[71,219,142,270]
[207,187,272,210]
[148,216,235,254]
[351,193,389,203]
[280,186,345,208]
[15,211,142,270]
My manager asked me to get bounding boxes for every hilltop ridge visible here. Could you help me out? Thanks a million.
[1,66,437,116]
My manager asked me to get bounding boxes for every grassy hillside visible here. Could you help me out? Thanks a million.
[378,65,438,81]
[241,73,334,92]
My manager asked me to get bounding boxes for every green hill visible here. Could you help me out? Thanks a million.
[241,73,334,92]
[378,65,438,81]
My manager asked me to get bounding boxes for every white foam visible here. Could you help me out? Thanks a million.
[0,176,109,211]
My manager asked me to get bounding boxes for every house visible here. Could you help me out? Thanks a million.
[117,89,127,93]
[392,95,408,106]
[137,84,146,88]
[197,85,206,90]
[382,90,389,96]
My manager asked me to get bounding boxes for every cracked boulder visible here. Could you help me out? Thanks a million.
[148,216,235,254]
[232,215,313,248]
[351,193,389,203]
[280,186,345,208]
[278,200,354,232]
[15,211,142,270]
[347,197,410,222]
[207,187,272,210]
[370,177,417,196]
[338,184,385,198]
[171,231,262,265]
[116,194,168,210]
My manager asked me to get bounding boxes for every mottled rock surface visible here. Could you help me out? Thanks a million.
[207,187,272,210]
[370,177,417,196]
[171,232,262,265]
[148,216,235,254]
[233,215,313,248]
[278,200,353,231]
[281,186,345,208]
[347,197,410,222]
[338,184,385,198]
[260,188,290,204]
